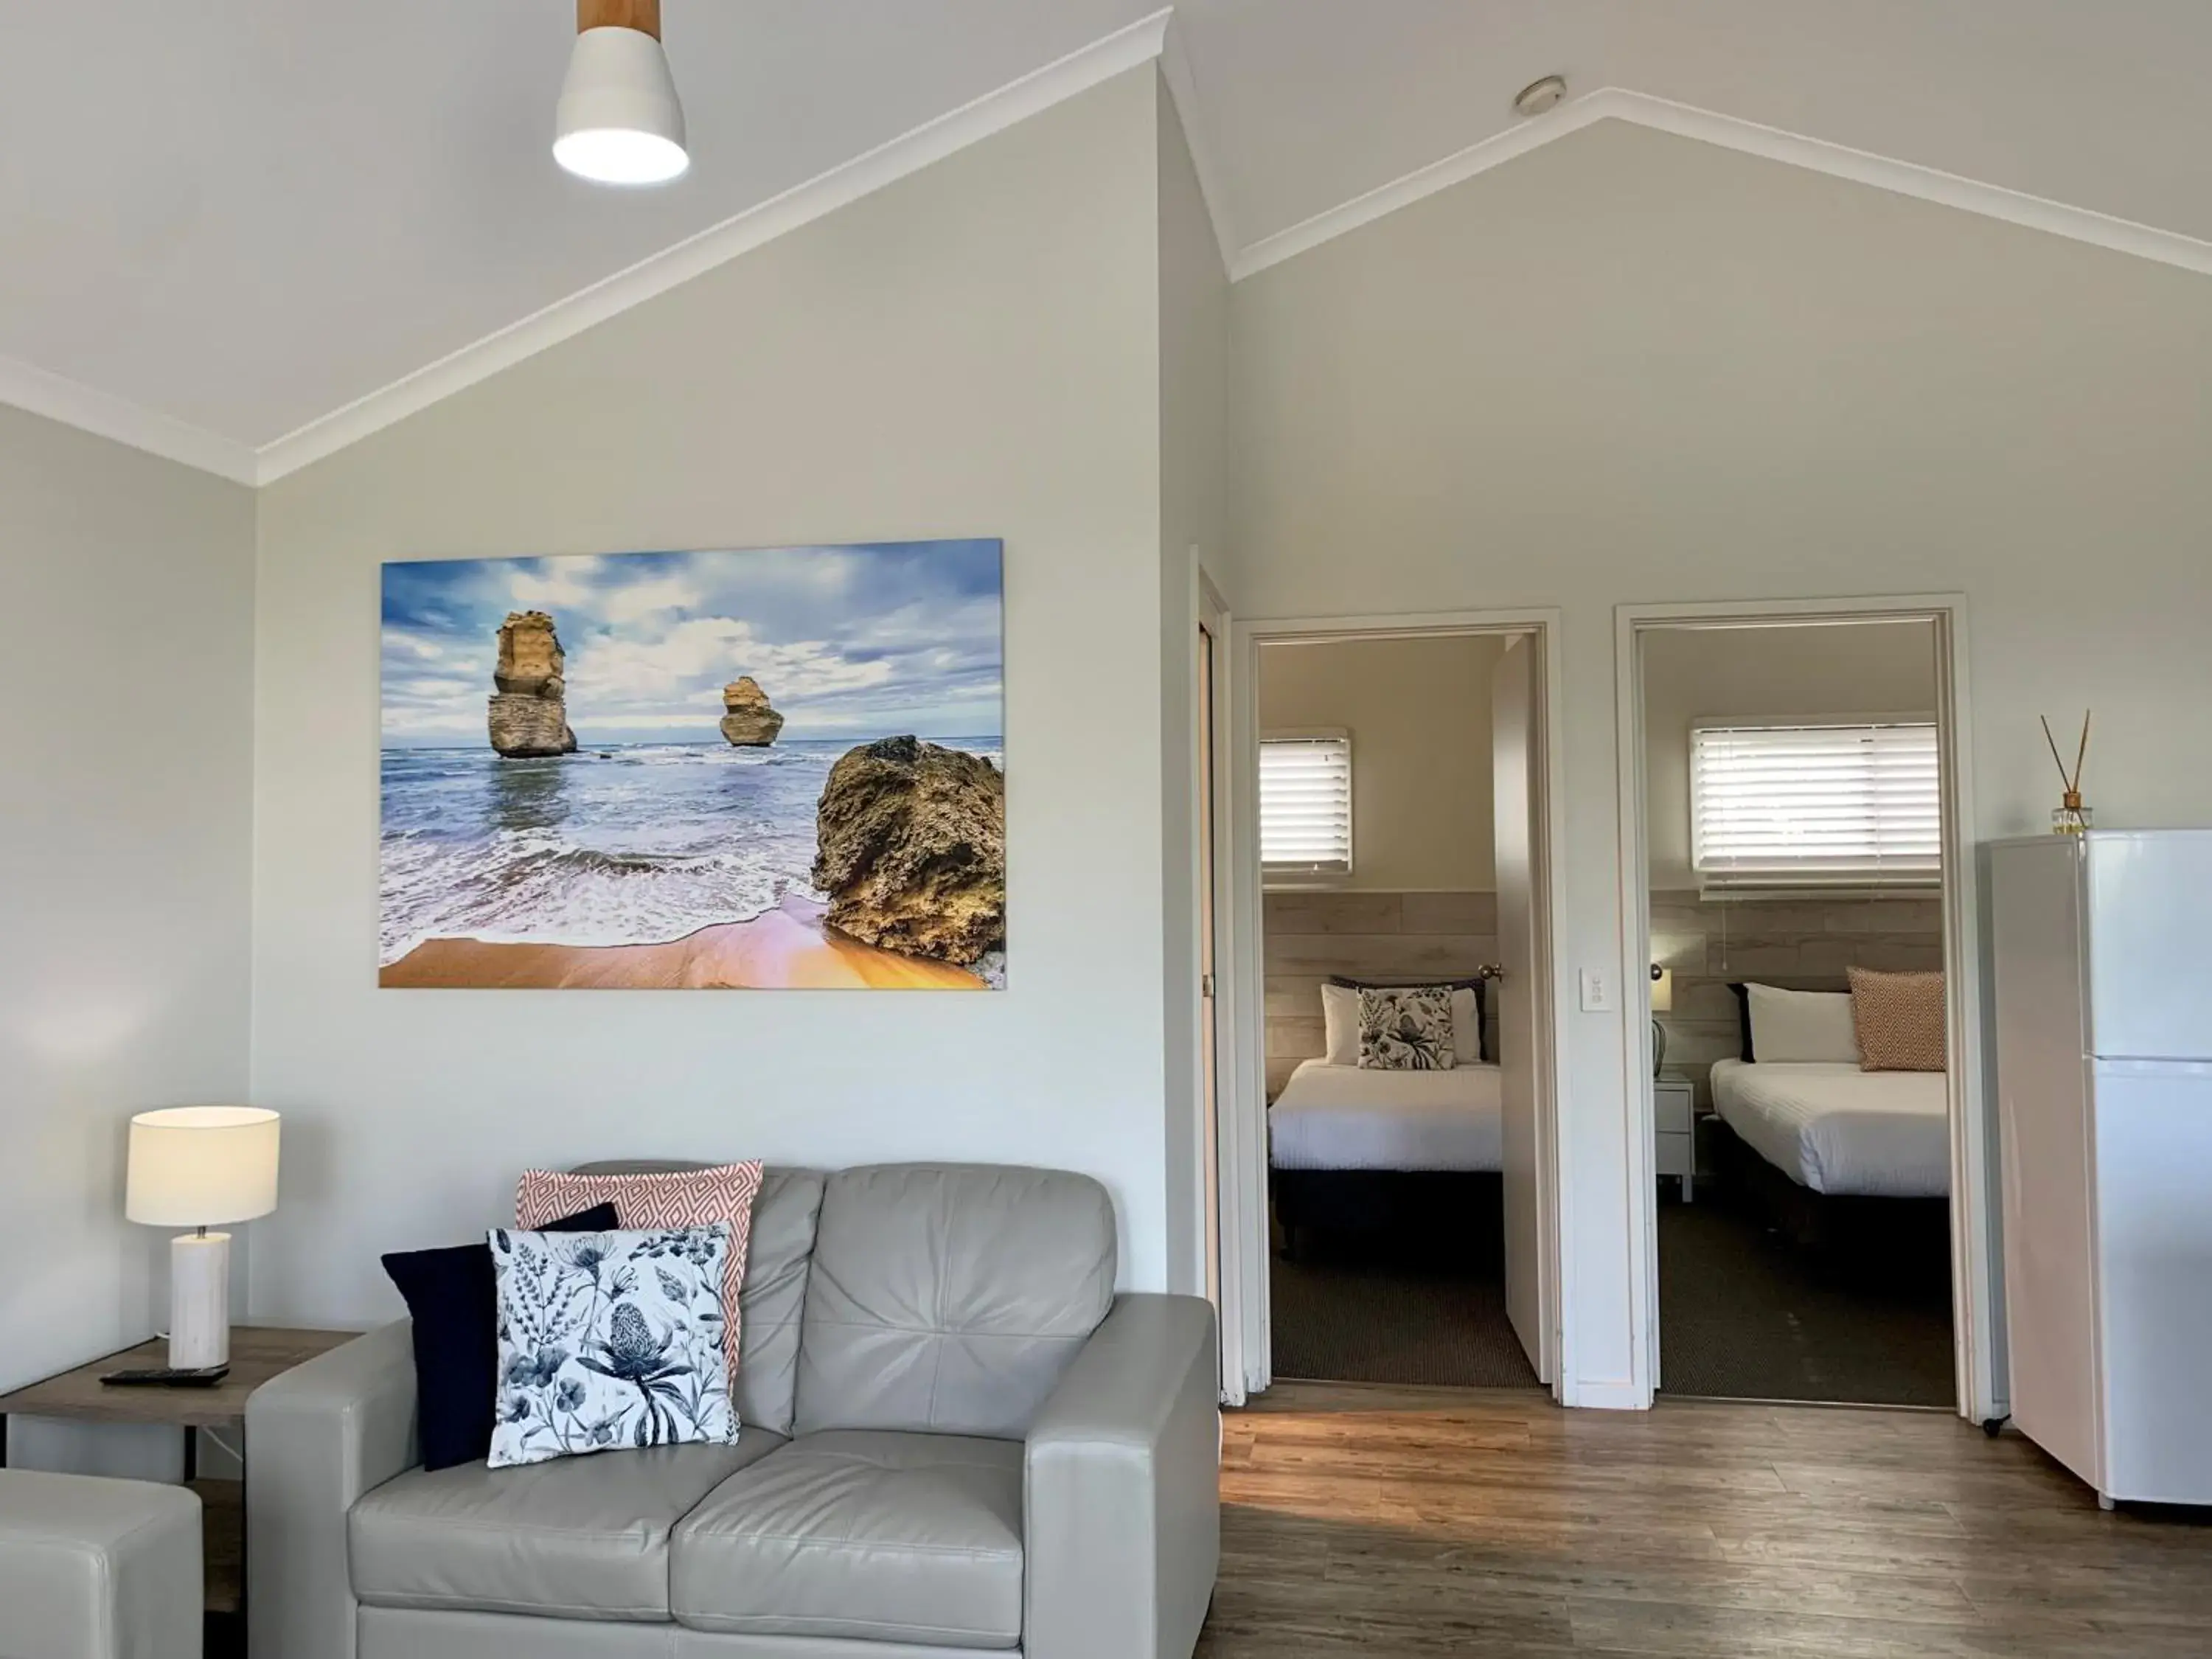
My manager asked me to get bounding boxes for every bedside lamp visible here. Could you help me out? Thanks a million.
[1649,965,1673,1078]
[126,1107,281,1369]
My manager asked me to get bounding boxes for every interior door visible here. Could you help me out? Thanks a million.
[1196,619,1222,1310]
[1493,633,1554,1382]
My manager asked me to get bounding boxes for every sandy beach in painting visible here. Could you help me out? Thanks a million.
[377,737,1004,990]
[380,894,987,990]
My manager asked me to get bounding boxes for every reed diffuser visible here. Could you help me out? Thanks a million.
[2042,712,2093,835]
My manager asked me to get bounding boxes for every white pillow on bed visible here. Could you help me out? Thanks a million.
[1745,982,1863,1065]
[1321,983,1482,1066]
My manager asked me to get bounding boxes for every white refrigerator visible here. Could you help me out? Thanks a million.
[1989,830,2212,1507]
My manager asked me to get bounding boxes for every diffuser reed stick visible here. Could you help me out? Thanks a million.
[2042,712,2093,835]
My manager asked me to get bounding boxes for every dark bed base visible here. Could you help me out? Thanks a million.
[1270,1169,1503,1267]
[1708,1117,1950,1281]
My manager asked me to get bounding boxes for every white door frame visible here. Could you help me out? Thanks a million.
[1221,607,1572,1399]
[1613,594,2000,1422]
[1193,571,1245,1402]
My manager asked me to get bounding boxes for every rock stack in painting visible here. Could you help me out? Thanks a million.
[812,735,1006,965]
[487,610,578,758]
[718,676,785,747]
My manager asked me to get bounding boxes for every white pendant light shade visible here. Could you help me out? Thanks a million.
[555,24,688,185]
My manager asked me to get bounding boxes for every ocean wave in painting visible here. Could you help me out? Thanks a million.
[378,739,1001,964]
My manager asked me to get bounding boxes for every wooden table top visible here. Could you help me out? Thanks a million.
[0,1326,357,1428]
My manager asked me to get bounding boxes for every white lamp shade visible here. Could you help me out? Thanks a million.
[1649,967,1674,1013]
[125,1106,280,1228]
[554,26,688,184]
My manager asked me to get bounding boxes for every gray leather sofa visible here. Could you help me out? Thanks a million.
[246,1164,1218,1659]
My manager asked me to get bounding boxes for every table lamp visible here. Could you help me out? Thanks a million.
[125,1106,281,1369]
[1649,964,1673,1077]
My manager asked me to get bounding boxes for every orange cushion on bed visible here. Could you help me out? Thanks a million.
[1847,967,1947,1073]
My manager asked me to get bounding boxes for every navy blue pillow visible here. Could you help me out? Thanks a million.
[382,1201,618,1471]
[1727,982,1756,1062]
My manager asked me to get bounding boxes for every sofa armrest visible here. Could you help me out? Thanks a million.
[246,1320,418,1659]
[1024,1293,1219,1659]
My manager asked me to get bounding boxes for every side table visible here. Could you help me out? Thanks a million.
[0,1326,355,1636]
[1654,1072,1698,1201]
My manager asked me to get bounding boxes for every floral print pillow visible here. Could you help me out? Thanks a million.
[1357,986,1458,1071]
[487,1225,737,1468]
[514,1163,762,1383]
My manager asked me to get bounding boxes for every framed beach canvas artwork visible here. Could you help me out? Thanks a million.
[378,540,1005,990]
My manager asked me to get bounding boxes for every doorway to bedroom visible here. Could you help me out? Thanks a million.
[1627,611,1966,1408]
[1251,622,1554,1391]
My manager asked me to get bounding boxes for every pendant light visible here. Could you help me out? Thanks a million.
[554,0,689,185]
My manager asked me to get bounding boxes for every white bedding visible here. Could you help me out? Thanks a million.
[1709,1058,1949,1197]
[1268,1058,1503,1172]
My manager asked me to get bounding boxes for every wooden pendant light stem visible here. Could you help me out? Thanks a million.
[580,0,660,39]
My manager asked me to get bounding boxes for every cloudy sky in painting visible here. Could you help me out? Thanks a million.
[380,541,1002,745]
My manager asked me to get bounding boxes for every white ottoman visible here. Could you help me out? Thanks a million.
[0,1470,202,1659]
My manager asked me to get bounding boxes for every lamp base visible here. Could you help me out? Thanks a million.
[168,1231,232,1370]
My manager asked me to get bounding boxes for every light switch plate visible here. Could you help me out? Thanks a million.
[1579,968,1613,1012]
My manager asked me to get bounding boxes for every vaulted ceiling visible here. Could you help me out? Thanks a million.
[4,2,2207,481]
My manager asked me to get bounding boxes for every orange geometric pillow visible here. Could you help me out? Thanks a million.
[1847,967,1947,1073]
[515,1162,762,1377]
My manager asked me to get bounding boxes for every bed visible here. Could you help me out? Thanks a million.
[1270,1057,1503,1172]
[1268,1058,1504,1258]
[1708,1059,1949,1198]
[1706,1056,1951,1254]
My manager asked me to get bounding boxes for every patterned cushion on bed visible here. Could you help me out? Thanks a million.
[1848,967,1947,1072]
[1356,987,1458,1071]
[1327,978,1486,1064]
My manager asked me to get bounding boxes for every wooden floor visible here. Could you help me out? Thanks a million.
[1197,1382,2212,1658]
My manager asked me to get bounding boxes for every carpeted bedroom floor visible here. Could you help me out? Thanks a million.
[1657,1194,1955,1406]
[1268,1194,1955,1403]
[1269,1239,1542,1388]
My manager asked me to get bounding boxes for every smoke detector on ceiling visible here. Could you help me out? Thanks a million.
[1512,76,1568,118]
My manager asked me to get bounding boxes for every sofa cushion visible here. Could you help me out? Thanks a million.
[574,1162,826,1436]
[732,1168,827,1435]
[349,1436,780,1621]
[795,1164,1114,1438]
[669,1430,1023,1649]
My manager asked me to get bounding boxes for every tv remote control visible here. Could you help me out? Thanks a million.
[99,1365,230,1388]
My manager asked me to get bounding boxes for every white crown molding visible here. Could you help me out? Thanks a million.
[1231,85,2212,283]
[1608,90,2212,282]
[0,353,259,484]
[1228,92,1616,281]
[251,7,1175,485]
[1158,13,1238,278]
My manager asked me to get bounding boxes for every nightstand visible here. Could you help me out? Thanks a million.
[1653,1074,1697,1201]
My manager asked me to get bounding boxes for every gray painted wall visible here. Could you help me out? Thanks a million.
[248,69,1188,1318]
[0,404,255,1472]
[1226,117,2212,1400]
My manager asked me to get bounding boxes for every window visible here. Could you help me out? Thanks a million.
[1691,720,1940,890]
[1260,732,1352,880]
